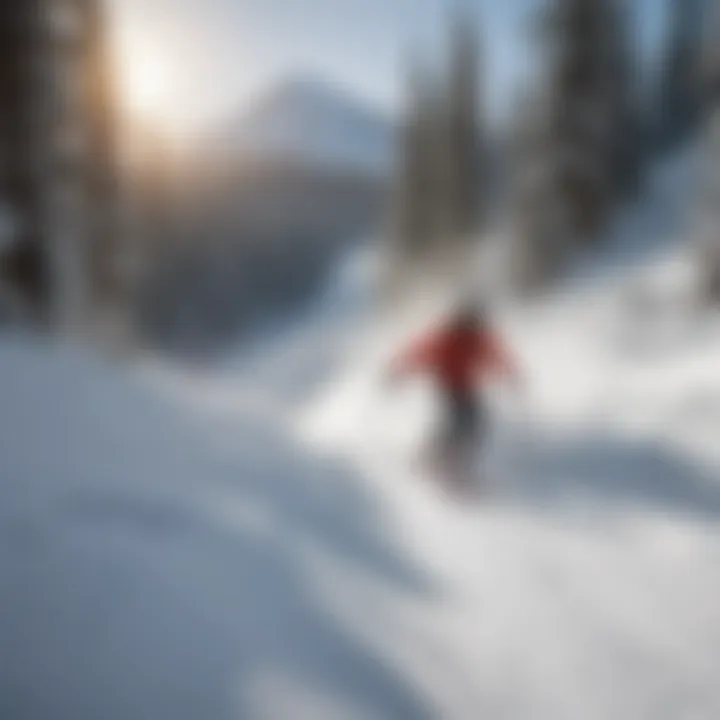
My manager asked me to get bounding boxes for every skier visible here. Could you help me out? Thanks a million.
[386,303,521,492]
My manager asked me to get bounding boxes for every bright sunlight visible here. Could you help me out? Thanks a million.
[119,42,177,125]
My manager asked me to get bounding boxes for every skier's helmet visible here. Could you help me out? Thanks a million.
[451,298,488,332]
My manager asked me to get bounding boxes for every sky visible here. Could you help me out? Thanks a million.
[110,0,668,136]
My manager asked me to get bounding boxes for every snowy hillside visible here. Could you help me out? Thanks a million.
[213,77,396,177]
[2,153,720,719]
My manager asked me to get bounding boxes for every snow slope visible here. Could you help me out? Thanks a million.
[0,335,433,720]
[2,153,720,719]
[303,151,720,718]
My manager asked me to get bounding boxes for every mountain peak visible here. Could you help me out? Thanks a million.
[213,75,395,177]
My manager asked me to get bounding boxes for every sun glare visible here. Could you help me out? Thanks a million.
[116,20,185,132]
[122,49,175,122]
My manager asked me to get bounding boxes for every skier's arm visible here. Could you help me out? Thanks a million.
[387,332,441,380]
[485,333,522,385]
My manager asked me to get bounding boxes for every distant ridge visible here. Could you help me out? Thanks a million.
[210,76,396,177]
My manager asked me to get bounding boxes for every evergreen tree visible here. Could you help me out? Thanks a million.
[511,0,638,291]
[510,87,576,290]
[0,0,122,333]
[658,0,706,151]
[387,11,486,291]
[544,0,618,237]
[0,0,51,319]
[440,11,483,250]
[390,59,441,274]
[696,1,720,301]
[82,0,124,321]
[605,0,644,199]
[527,0,636,237]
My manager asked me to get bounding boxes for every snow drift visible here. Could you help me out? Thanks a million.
[2,151,720,719]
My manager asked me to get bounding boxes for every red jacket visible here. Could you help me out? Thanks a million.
[392,326,516,393]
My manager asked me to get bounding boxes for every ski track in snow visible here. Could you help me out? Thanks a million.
[2,156,720,719]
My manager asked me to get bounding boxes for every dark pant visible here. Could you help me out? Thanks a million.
[440,388,483,452]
